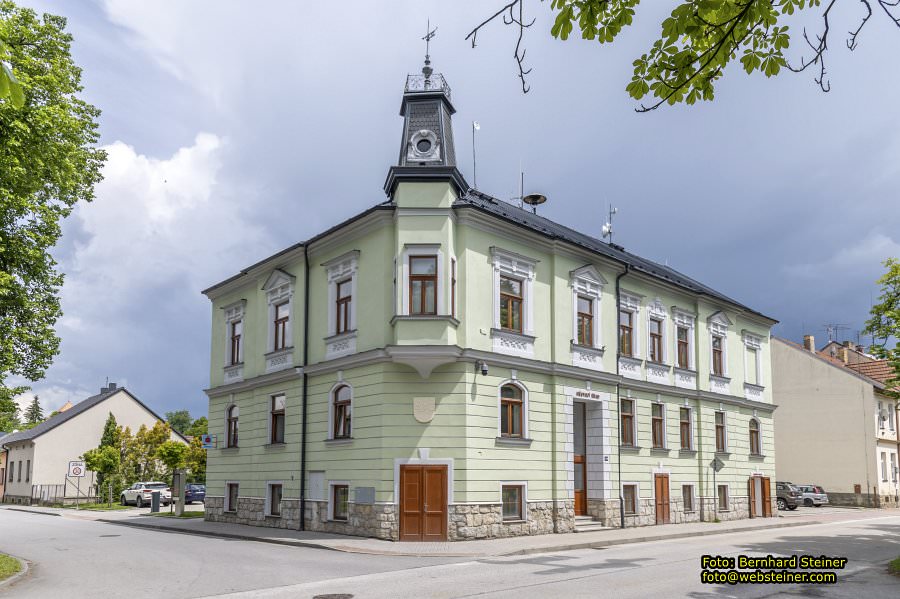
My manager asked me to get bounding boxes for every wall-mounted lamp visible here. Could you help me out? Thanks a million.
[476,360,489,376]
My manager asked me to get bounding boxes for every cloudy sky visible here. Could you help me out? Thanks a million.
[12,0,900,417]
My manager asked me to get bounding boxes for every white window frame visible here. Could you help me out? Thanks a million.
[708,311,733,378]
[328,480,351,521]
[265,480,284,516]
[324,250,360,336]
[621,482,640,515]
[891,453,897,482]
[491,247,537,335]
[647,298,668,364]
[569,265,606,348]
[267,393,286,445]
[681,483,696,513]
[262,269,295,356]
[672,308,696,370]
[224,481,239,512]
[328,381,353,441]
[717,484,730,511]
[679,404,693,450]
[742,332,763,386]
[222,300,246,367]
[881,452,888,481]
[620,397,637,447]
[748,417,761,455]
[619,291,642,358]
[497,381,529,438]
[400,244,445,316]
[499,480,528,522]
[878,401,886,430]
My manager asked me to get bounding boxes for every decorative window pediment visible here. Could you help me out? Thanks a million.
[323,251,360,283]
[262,268,295,304]
[741,330,762,349]
[672,307,696,328]
[569,265,607,298]
[707,311,733,336]
[620,290,642,312]
[223,299,246,323]
[491,247,537,280]
[648,297,667,319]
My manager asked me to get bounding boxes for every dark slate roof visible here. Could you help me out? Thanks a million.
[0,388,187,447]
[456,190,776,322]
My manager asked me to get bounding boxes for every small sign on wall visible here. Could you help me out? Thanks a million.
[200,434,217,449]
[355,486,375,505]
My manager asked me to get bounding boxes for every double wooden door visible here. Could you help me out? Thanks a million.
[654,474,670,524]
[574,402,587,515]
[399,465,447,541]
[749,476,772,518]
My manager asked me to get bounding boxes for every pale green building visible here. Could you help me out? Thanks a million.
[202,61,777,541]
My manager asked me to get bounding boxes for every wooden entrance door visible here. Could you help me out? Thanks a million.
[399,465,447,541]
[761,477,772,517]
[749,477,758,517]
[654,474,670,524]
[749,476,772,517]
[573,402,587,516]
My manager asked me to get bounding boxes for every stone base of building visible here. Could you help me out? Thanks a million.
[448,501,574,540]
[1,495,31,506]
[304,500,397,540]
[829,491,900,508]
[589,496,759,527]
[699,496,750,521]
[204,496,302,529]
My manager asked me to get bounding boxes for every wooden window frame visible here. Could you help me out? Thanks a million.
[500,384,524,438]
[270,394,286,445]
[623,484,637,515]
[649,318,663,363]
[749,419,761,456]
[676,326,690,369]
[230,320,242,365]
[711,335,724,376]
[409,255,438,315]
[25,459,29,482]
[576,295,593,346]
[715,411,727,452]
[332,385,352,439]
[268,483,283,517]
[226,405,239,448]
[499,275,524,333]
[679,407,692,450]
[651,403,665,449]
[336,279,352,334]
[682,484,694,513]
[501,484,524,521]
[619,310,634,357]
[717,484,729,510]
[620,398,635,447]
[332,484,349,521]
[273,301,290,351]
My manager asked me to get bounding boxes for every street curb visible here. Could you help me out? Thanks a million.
[4,507,60,517]
[96,519,342,553]
[0,554,30,591]
[95,517,824,558]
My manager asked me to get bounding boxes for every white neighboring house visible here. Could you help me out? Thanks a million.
[0,383,186,504]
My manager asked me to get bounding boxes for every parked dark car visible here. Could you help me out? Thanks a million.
[776,481,801,511]
[184,483,206,504]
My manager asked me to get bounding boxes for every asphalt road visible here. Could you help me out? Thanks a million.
[2,508,899,598]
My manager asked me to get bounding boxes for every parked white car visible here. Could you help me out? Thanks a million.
[120,482,172,508]
[795,484,829,507]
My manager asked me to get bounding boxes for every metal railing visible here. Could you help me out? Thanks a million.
[405,73,451,98]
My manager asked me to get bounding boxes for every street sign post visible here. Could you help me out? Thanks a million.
[68,460,86,509]
[200,434,217,449]
[710,458,725,520]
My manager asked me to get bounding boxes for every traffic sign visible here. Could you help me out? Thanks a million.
[68,460,86,477]
[200,434,217,449]
[710,457,725,473]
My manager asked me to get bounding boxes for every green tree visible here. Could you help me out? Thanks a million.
[130,422,171,481]
[185,416,208,438]
[0,385,21,431]
[100,412,119,448]
[165,410,192,435]
[83,445,120,503]
[23,395,42,424]
[864,258,900,399]
[469,1,900,109]
[0,2,106,400]
[184,435,207,483]
[156,440,187,483]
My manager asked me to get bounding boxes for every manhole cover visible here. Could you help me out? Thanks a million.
[312,595,354,599]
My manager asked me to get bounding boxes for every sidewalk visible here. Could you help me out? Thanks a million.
[6,504,892,558]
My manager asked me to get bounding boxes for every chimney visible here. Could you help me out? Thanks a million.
[843,340,853,348]
[839,347,850,364]
[856,344,864,354]
[108,382,117,391]
[802,335,816,352]
[100,385,107,394]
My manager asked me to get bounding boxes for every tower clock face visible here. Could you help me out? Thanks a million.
[416,139,432,153]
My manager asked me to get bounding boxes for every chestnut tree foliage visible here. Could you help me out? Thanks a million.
[865,258,900,399]
[468,0,900,109]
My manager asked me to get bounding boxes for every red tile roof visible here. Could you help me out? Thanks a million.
[844,360,897,384]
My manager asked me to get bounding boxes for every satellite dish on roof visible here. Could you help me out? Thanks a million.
[522,194,546,214]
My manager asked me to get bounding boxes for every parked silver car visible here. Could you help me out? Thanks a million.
[795,484,829,507]
[120,481,172,507]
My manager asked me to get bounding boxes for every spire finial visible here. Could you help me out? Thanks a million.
[422,19,437,83]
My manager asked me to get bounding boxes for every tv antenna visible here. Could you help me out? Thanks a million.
[601,204,618,245]
[822,323,850,343]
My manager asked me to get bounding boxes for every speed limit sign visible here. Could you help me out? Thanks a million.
[68,460,86,477]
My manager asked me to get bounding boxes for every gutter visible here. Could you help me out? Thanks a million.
[299,250,311,530]
[615,264,630,529]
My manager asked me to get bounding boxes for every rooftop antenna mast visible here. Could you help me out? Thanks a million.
[422,19,437,85]
[822,323,850,343]
[601,204,618,245]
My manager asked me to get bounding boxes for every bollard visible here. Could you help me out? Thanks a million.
[151,490,161,512]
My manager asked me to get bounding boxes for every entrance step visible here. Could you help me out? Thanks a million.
[574,516,608,533]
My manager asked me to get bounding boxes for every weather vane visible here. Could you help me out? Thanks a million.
[423,19,437,61]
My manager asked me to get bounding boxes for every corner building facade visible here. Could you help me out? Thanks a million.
[202,65,777,541]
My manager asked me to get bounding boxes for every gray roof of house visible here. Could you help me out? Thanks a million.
[455,190,776,322]
[0,388,186,447]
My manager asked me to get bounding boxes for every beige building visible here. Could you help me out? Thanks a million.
[1,384,184,505]
[772,337,899,507]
